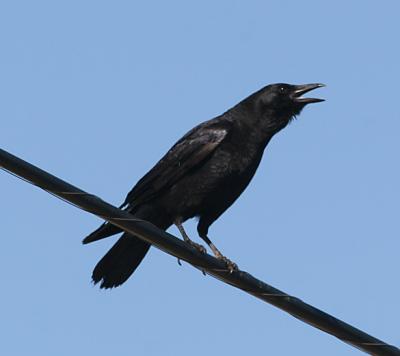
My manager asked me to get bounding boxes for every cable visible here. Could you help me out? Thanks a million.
[1,148,398,356]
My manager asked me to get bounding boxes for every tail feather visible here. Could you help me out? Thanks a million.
[82,222,122,244]
[92,233,150,289]
[86,205,172,288]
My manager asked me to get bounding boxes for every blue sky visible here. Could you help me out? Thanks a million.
[1,1,399,355]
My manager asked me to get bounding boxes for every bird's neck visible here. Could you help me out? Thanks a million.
[228,105,292,145]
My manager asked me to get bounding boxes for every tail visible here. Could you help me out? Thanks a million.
[84,206,171,289]
[92,234,151,288]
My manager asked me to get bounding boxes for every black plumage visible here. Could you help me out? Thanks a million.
[83,83,324,288]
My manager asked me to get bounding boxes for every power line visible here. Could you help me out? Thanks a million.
[1,147,398,356]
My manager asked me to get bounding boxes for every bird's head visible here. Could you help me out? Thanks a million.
[246,83,325,130]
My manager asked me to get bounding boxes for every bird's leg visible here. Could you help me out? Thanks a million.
[175,220,207,254]
[200,234,238,273]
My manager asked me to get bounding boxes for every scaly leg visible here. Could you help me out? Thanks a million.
[175,219,207,254]
[199,234,238,272]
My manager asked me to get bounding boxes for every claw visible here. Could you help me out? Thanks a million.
[219,256,238,273]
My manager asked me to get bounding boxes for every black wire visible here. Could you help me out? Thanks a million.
[1,148,399,356]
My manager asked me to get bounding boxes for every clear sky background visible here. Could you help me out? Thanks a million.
[1,1,399,355]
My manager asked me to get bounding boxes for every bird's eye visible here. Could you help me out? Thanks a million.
[279,87,286,94]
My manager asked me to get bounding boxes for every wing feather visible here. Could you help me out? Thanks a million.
[122,122,229,208]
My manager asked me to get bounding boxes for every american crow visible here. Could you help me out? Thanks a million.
[83,83,324,288]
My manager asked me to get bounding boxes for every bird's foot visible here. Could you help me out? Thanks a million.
[208,242,238,272]
[175,220,207,254]
[186,240,207,254]
[218,255,238,273]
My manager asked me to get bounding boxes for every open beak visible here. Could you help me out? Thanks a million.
[293,83,325,103]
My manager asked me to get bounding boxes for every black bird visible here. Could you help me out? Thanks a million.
[83,83,324,288]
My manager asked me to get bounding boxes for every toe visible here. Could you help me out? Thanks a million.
[219,256,238,272]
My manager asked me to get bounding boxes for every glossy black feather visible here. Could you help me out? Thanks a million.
[122,121,230,209]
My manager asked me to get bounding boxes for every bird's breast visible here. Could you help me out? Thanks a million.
[216,139,264,175]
